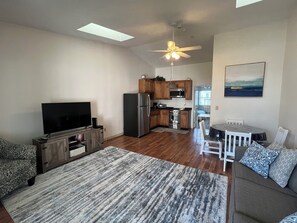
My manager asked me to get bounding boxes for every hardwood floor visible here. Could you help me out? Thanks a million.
[0,128,232,223]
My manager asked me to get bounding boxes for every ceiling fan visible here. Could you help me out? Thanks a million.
[150,23,202,62]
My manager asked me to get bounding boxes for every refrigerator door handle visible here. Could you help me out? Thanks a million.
[147,94,150,117]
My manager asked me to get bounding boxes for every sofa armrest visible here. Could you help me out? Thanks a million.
[0,138,36,162]
[235,146,248,161]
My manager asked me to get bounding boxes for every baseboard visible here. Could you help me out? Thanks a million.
[104,132,123,141]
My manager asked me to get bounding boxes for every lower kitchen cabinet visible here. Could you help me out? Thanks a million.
[150,110,160,129]
[180,110,191,129]
[159,110,169,126]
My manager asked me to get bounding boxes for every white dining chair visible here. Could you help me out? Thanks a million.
[273,126,289,146]
[223,130,252,172]
[199,120,222,159]
[226,119,244,125]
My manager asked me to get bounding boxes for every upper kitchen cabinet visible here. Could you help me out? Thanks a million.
[138,79,155,94]
[138,79,192,100]
[184,80,193,100]
[154,81,170,100]
[169,80,192,100]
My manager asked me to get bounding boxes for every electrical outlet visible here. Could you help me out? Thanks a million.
[104,128,106,132]
[215,106,219,110]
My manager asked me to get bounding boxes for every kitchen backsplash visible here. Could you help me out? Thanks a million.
[153,98,193,108]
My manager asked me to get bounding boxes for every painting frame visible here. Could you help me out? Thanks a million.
[224,62,266,97]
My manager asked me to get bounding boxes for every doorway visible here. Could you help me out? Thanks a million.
[194,85,211,130]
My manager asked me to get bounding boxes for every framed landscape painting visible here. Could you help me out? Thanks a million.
[224,62,266,97]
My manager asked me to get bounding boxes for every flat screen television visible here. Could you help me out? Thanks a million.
[41,102,91,134]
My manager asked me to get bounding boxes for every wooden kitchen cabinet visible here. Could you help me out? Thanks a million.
[139,79,191,100]
[159,110,169,126]
[172,80,185,88]
[180,110,191,129]
[150,110,160,129]
[185,80,193,100]
[154,81,170,100]
[138,79,155,93]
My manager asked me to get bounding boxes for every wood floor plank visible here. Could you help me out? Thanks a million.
[0,128,232,223]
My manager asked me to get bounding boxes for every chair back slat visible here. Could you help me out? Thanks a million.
[223,130,251,172]
[224,130,252,157]
[199,120,206,140]
[274,126,289,146]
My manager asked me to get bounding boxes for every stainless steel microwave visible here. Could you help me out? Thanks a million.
[169,88,185,98]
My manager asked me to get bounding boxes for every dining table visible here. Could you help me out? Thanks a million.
[209,123,267,142]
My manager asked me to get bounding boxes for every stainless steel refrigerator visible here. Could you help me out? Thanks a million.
[124,93,150,137]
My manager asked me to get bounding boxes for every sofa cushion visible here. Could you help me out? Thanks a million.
[233,212,260,223]
[233,162,297,197]
[288,166,297,194]
[234,177,297,223]
[239,144,280,178]
[279,211,297,223]
[269,148,297,188]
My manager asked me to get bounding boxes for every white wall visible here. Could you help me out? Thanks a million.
[155,62,212,127]
[279,7,297,148]
[0,22,154,143]
[211,21,287,141]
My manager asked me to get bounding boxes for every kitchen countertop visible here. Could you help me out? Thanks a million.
[151,107,192,111]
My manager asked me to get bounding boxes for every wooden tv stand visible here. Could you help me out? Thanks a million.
[33,127,104,173]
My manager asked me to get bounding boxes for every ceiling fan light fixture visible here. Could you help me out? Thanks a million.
[172,52,180,60]
[165,53,171,60]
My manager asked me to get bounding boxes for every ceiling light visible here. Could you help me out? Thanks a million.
[165,53,171,60]
[236,0,263,8]
[77,23,134,42]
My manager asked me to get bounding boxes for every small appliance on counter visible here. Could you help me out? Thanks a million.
[156,103,167,108]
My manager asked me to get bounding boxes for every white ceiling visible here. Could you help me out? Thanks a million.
[0,0,296,67]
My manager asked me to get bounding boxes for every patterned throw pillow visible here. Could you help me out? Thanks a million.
[267,141,287,150]
[239,142,280,178]
[279,211,297,223]
[269,147,297,188]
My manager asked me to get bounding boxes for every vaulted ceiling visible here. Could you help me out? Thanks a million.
[0,0,296,67]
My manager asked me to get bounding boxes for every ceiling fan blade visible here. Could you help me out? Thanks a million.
[149,50,168,52]
[178,45,202,51]
[177,51,191,58]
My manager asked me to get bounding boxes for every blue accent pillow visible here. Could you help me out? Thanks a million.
[279,211,297,223]
[239,141,280,178]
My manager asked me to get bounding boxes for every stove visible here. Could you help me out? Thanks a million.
[169,109,181,129]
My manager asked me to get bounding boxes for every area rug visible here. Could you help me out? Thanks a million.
[151,127,189,134]
[2,146,228,223]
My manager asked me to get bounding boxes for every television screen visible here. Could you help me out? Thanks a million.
[42,102,91,134]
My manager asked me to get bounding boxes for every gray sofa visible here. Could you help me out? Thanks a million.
[229,147,297,223]
[0,138,37,198]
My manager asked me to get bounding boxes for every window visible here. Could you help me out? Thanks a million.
[199,90,211,106]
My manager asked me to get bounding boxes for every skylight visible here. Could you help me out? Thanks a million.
[236,0,263,8]
[77,23,134,42]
